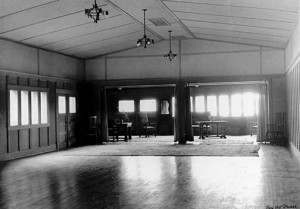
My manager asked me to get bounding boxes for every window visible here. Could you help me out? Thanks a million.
[69,97,76,113]
[58,96,66,114]
[9,87,49,128]
[243,92,254,116]
[231,94,242,117]
[9,90,18,126]
[119,100,134,112]
[195,96,205,112]
[190,97,194,112]
[40,92,48,124]
[207,95,217,116]
[140,99,156,112]
[21,91,29,125]
[219,95,229,116]
[31,91,39,125]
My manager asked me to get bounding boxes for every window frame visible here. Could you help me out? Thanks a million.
[118,99,135,113]
[139,98,157,112]
[8,85,50,130]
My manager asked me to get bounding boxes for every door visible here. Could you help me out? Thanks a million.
[57,93,77,149]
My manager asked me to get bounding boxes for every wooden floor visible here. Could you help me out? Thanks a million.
[0,138,300,209]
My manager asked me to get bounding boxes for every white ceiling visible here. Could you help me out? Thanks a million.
[0,0,298,59]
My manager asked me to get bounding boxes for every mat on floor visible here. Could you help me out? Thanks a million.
[64,142,260,157]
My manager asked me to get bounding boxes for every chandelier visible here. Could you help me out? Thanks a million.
[85,0,109,23]
[163,30,177,61]
[137,9,154,48]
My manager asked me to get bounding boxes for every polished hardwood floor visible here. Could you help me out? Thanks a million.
[0,141,300,209]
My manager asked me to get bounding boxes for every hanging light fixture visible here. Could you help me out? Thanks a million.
[85,0,109,23]
[163,30,177,61]
[137,9,154,48]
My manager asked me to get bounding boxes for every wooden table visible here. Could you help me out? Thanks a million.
[196,121,227,139]
[114,122,132,141]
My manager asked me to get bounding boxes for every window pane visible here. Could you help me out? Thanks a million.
[195,96,205,112]
[243,92,255,116]
[21,91,29,125]
[119,100,134,112]
[69,97,76,113]
[231,94,242,117]
[140,99,156,112]
[207,96,217,116]
[219,95,229,116]
[40,92,48,124]
[10,90,18,126]
[58,96,66,114]
[190,96,193,112]
[255,93,259,115]
[31,91,39,124]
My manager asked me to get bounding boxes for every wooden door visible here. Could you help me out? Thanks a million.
[57,93,77,149]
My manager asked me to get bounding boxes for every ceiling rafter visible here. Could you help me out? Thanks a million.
[104,0,165,40]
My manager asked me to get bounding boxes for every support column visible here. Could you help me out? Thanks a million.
[174,82,194,144]
[185,85,194,141]
[100,87,109,143]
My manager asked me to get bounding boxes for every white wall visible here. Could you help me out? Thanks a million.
[285,12,300,71]
[86,39,285,81]
[0,39,85,80]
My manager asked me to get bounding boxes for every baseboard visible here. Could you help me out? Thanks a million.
[0,145,57,161]
[288,142,300,161]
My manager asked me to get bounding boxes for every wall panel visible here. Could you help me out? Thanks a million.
[8,130,19,153]
[0,39,38,74]
[287,59,300,154]
[30,128,40,149]
[19,129,30,150]
[181,52,260,77]
[39,127,49,147]
[107,57,180,80]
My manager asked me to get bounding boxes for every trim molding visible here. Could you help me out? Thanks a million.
[0,145,57,161]
[0,68,84,83]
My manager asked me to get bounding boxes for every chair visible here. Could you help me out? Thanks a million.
[139,113,157,137]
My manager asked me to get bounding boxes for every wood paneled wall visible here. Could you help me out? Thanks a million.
[287,59,300,154]
[0,74,79,161]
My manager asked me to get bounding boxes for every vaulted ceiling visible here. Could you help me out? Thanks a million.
[0,0,298,59]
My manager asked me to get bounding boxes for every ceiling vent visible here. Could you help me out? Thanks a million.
[148,18,170,26]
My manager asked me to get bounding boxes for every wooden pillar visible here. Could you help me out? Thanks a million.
[174,82,186,144]
[185,85,194,141]
[174,82,194,144]
[100,87,109,143]
[0,75,7,153]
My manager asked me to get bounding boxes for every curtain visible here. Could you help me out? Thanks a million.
[174,83,193,143]
[185,85,194,141]
[100,87,109,143]
[257,83,269,142]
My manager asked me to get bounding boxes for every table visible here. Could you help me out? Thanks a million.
[196,121,227,139]
[114,122,132,141]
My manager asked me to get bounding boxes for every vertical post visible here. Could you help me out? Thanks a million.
[185,84,194,141]
[100,87,108,143]
[174,82,187,144]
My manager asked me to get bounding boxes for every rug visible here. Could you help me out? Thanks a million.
[64,142,260,157]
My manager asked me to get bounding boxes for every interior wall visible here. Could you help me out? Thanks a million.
[0,39,85,80]
[86,39,285,80]
[285,11,300,156]
[0,39,85,160]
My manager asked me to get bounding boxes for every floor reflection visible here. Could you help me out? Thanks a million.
[0,145,299,209]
